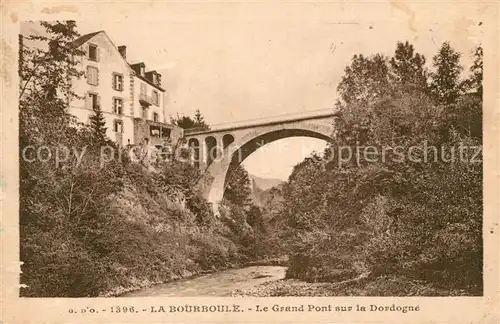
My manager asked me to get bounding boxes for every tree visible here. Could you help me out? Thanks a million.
[193,109,210,130]
[390,41,428,92]
[462,45,483,97]
[269,40,483,294]
[170,110,210,131]
[453,45,483,139]
[88,105,108,145]
[19,21,86,148]
[170,114,196,129]
[20,21,85,103]
[337,42,430,108]
[224,164,252,207]
[19,21,125,297]
[430,42,463,105]
[337,53,391,105]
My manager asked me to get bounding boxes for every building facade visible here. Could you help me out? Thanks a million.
[69,31,183,147]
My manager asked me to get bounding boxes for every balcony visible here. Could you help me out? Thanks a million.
[149,124,172,146]
[133,119,175,146]
[139,93,154,106]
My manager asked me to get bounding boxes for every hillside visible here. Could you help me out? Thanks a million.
[249,174,283,191]
[248,174,284,206]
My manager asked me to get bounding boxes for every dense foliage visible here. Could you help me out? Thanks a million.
[267,41,483,295]
[219,164,278,261]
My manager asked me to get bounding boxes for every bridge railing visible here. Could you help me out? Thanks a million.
[184,127,213,134]
[183,108,337,135]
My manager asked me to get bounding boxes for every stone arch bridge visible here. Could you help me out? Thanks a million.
[183,112,337,212]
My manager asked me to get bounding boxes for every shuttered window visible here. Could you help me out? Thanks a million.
[152,90,159,106]
[88,92,99,110]
[87,66,99,86]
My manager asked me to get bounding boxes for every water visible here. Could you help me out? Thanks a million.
[120,266,286,297]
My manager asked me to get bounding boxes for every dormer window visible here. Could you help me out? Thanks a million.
[140,65,145,76]
[88,44,98,61]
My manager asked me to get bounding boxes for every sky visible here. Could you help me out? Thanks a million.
[23,2,484,180]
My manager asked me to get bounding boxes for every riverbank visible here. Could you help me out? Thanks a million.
[119,265,286,297]
[110,257,288,297]
[242,256,288,267]
[232,275,473,297]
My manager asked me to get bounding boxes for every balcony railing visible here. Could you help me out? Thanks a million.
[139,93,154,106]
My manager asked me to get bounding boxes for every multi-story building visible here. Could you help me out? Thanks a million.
[69,30,183,147]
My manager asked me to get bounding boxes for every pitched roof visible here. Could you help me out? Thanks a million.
[134,72,166,92]
[72,31,103,48]
[72,30,166,92]
[130,63,165,92]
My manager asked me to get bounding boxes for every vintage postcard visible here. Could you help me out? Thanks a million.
[1,0,499,323]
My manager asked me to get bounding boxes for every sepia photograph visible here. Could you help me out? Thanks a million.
[1,1,499,323]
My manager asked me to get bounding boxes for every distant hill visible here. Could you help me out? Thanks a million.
[249,174,284,191]
[248,174,284,207]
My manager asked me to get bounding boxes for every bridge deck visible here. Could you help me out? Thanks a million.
[184,111,339,136]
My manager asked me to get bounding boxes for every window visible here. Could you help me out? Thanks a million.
[162,128,171,138]
[140,83,147,95]
[150,126,160,137]
[153,112,159,122]
[142,106,148,119]
[113,97,123,115]
[113,73,123,91]
[88,44,98,61]
[87,66,99,86]
[88,93,98,110]
[114,120,123,133]
[152,90,159,106]
[140,65,145,76]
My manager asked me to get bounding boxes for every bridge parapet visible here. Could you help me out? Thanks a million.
[184,110,338,136]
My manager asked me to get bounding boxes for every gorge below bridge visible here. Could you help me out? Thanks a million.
[183,110,337,212]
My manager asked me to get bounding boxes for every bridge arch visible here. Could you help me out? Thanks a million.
[227,128,330,166]
[203,124,333,212]
[222,134,235,149]
[204,136,217,166]
[188,138,200,169]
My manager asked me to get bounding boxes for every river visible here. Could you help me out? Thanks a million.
[120,266,287,297]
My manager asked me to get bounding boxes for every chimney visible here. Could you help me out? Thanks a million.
[118,45,127,59]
